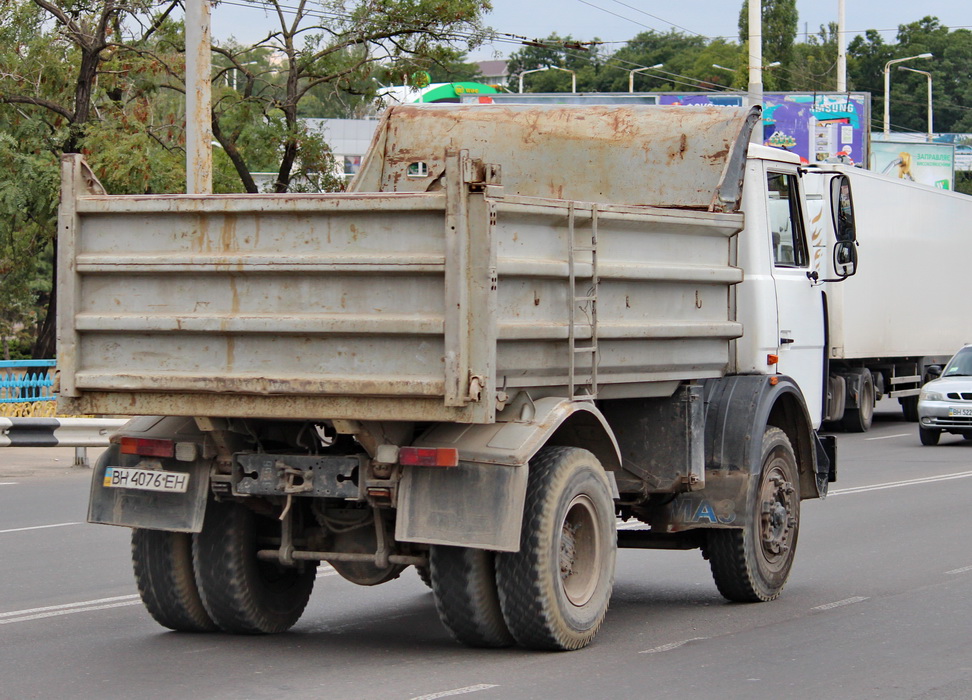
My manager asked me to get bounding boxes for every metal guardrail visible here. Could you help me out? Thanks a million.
[0,416,129,468]
[0,417,129,447]
[0,361,128,466]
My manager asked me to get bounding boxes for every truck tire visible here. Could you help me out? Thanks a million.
[192,500,315,634]
[841,370,874,433]
[429,546,514,648]
[705,427,800,602]
[495,446,616,651]
[415,564,433,589]
[919,427,941,446]
[900,396,919,422]
[131,529,217,633]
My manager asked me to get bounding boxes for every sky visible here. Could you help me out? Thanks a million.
[211,0,972,61]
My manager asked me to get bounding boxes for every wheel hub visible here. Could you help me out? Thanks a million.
[559,494,601,607]
[759,470,796,561]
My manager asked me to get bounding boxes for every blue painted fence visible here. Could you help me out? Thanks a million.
[0,360,57,403]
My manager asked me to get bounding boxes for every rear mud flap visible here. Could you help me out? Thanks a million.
[87,444,210,533]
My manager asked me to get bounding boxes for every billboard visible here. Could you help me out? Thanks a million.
[658,92,870,166]
[870,140,955,190]
[463,91,872,166]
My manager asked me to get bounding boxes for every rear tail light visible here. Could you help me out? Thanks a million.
[119,437,175,458]
[398,446,459,467]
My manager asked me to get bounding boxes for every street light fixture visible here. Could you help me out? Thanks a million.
[883,53,933,137]
[899,66,934,141]
[629,63,664,93]
[518,66,577,94]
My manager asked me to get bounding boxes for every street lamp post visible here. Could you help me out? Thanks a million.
[628,64,664,93]
[899,66,934,141]
[883,53,932,137]
[519,66,576,93]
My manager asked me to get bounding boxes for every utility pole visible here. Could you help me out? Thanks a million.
[748,0,763,142]
[185,0,213,194]
[837,0,847,92]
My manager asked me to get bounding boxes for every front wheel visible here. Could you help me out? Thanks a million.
[705,427,800,602]
[192,500,315,634]
[495,446,616,651]
[919,427,941,446]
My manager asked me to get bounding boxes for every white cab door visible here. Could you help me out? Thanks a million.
[766,170,826,426]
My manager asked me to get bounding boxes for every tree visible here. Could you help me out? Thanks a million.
[0,0,184,357]
[847,17,972,135]
[209,0,492,193]
[504,34,605,93]
[738,0,798,88]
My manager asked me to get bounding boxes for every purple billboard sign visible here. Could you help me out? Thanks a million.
[658,92,870,165]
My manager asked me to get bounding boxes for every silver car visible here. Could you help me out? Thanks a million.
[917,344,972,445]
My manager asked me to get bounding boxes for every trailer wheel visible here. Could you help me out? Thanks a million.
[706,427,800,602]
[131,529,217,632]
[495,446,616,651]
[193,500,315,634]
[841,370,874,433]
[900,396,919,422]
[429,546,514,648]
[919,427,941,446]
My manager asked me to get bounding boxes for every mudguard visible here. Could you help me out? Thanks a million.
[396,396,621,551]
[87,416,213,532]
[653,375,829,533]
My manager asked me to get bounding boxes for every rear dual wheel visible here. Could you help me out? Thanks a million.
[494,446,616,651]
[132,529,216,633]
[192,500,316,634]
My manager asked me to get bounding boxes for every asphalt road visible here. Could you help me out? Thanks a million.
[2,405,971,700]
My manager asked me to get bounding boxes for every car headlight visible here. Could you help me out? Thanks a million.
[919,389,944,402]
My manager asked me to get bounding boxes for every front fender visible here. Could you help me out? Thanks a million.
[654,375,821,532]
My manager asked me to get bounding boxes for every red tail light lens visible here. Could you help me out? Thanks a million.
[119,437,175,458]
[398,446,459,467]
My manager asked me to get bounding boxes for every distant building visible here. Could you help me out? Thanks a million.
[476,60,509,88]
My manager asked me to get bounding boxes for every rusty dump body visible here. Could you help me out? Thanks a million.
[57,104,758,424]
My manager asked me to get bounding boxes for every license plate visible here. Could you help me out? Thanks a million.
[948,407,972,417]
[103,467,189,493]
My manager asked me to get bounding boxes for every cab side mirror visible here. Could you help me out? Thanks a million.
[830,174,858,277]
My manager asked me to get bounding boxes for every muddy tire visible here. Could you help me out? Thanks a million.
[131,529,217,632]
[495,446,616,651]
[430,546,514,648]
[192,500,315,634]
[706,427,800,602]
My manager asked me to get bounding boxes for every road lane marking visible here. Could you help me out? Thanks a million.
[0,521,82,534]
[639,637,707,654]
[410,685,498,700]
[864,433,910,441]
[0,482,17,486]
[812,596,868,611]
[946,565,972,575]
[0,595,141,625]
[829,471,972,496]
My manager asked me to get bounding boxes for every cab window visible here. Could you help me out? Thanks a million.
[767,172,808,268]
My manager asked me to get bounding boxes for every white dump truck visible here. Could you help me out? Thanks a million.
[58,104,856,651]
[803,165,970,432]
